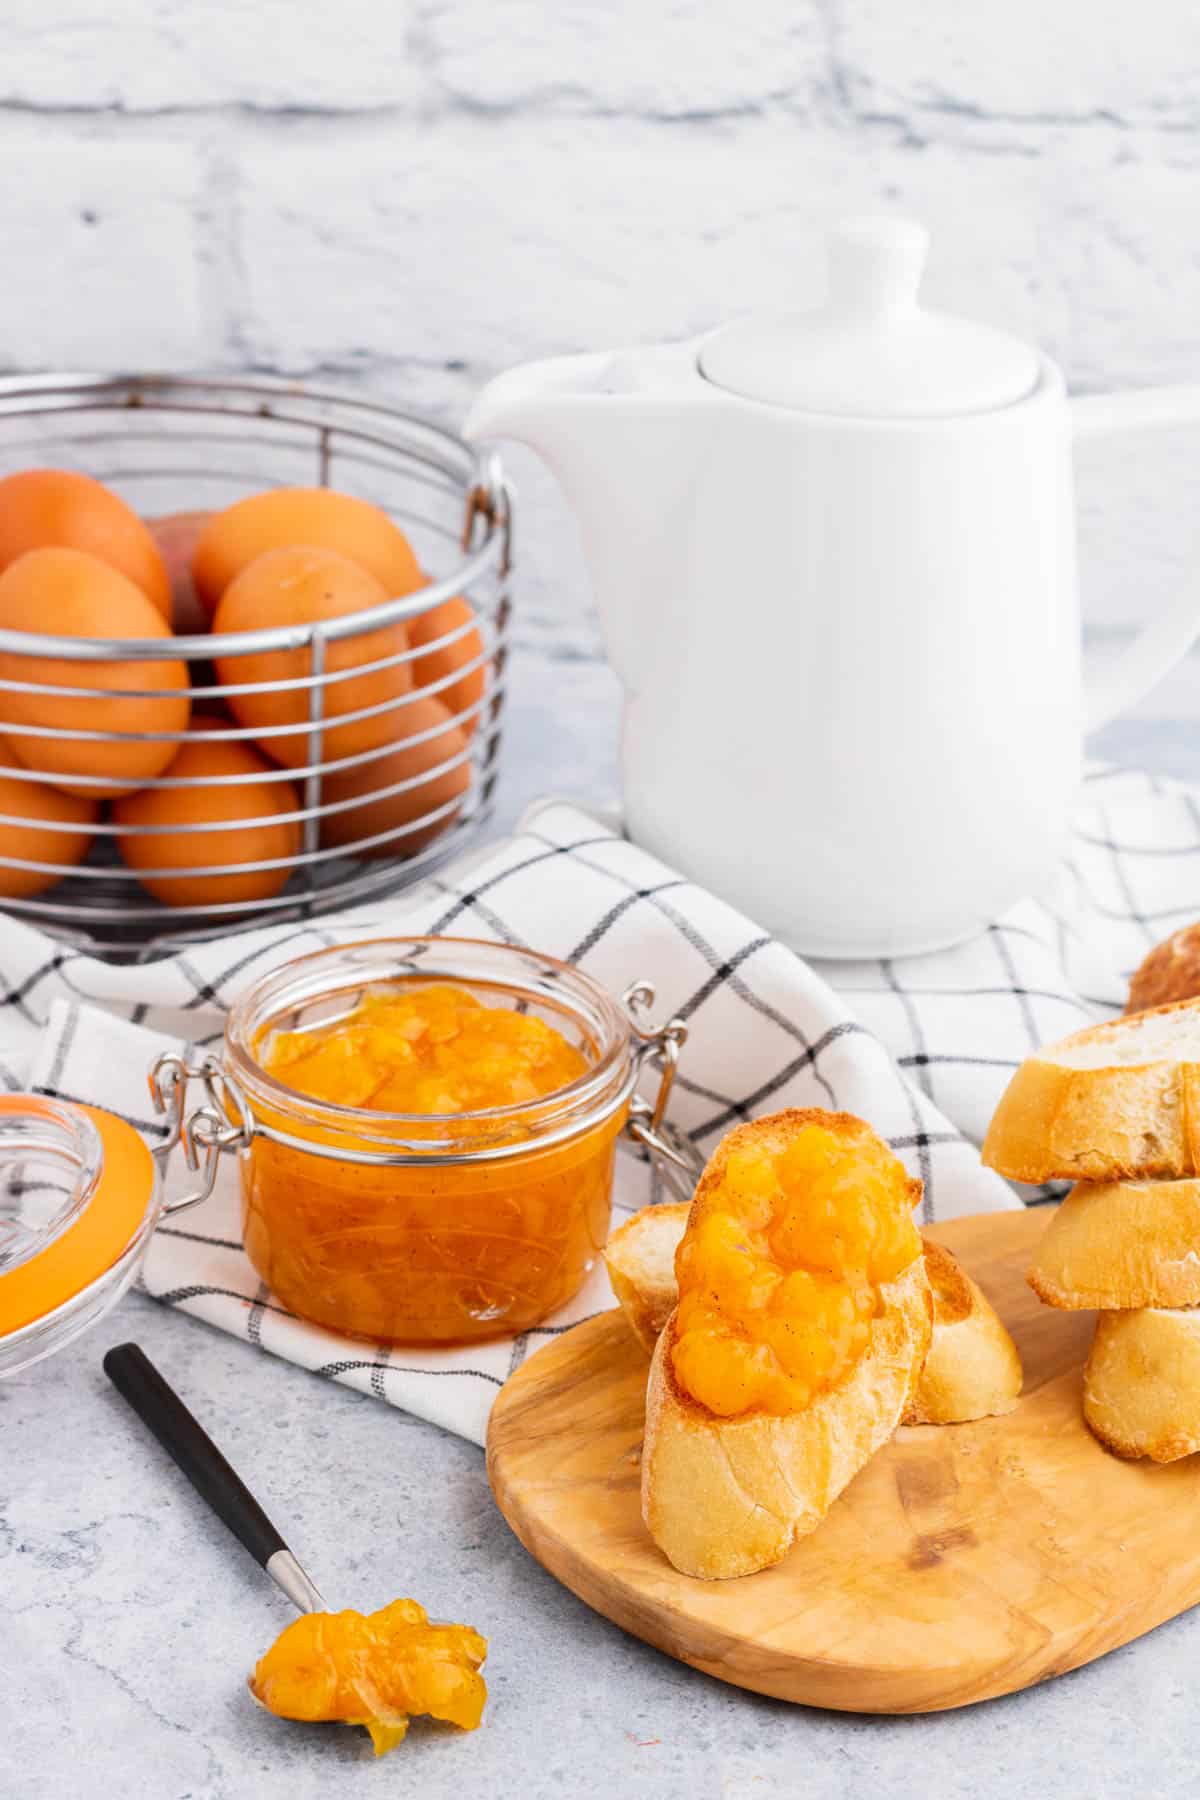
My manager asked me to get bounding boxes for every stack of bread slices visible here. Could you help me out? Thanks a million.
[983,998,1200,1462]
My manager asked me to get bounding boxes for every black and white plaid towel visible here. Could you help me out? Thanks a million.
[7,766,1190,1446]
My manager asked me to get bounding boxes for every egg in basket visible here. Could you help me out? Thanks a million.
[0,374,512,958]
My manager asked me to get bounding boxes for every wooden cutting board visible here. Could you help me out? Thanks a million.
[487,1207,1200,1714]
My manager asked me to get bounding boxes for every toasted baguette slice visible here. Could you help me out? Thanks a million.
[1084,1307,1200,1462]
[1029,1178,1200,1310]
[1127,923,1200,1015]
[640,1107,932,1580]
[902,1238,1022,1424]
[981,999,1200,1185]
[603,1202,690,1354]
[607,1205,1020,1426]
[643,1263,932,1579]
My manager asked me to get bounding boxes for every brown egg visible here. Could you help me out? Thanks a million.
[0,548,190,797]
[192,488,424,615]
[212,545,413,768]
[0,469,171,619]
[113,729,301,909]
[147,510,212,637]
[409,595,488,737]
[0,742,97,898]
[318,696,471,858]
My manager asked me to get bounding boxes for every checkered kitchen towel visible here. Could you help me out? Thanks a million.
[5,765,1190,1445]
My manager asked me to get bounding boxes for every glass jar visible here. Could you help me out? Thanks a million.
[0,1093,161,1378]
[158,938,697,1347]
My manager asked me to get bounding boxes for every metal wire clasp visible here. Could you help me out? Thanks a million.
[621,982,707,1204]
[462,453,514,575]
[148,1050,253,1217]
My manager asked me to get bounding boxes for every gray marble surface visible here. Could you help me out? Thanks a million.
[3,636,1199,1800]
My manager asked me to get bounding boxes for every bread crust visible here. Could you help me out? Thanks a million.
[1028,1178,1200,1310]
[1127,924,1200,1015]
[638,1109,931,1579]
[607,1204,1021,1429]
[901,1239,1022,1425]
[603,1201,690,1355]
[642,1264,932,1579]
[1084,1308,1200,1462]
[981,998,1200,1184]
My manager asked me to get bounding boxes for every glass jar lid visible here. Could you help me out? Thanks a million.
[0,1095,157,1338]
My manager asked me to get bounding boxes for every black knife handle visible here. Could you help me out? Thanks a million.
[103,1341,286,1571]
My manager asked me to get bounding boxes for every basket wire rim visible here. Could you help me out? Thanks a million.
[0,371,510,954]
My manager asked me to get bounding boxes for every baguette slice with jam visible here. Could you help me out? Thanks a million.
[606,1203,1020,1428]
[639,1110,932,1580]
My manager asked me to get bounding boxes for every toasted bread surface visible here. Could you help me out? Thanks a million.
[643,1262,932,1578]
[607,1203,1020,1429]
[1028,1178,1200,1310]
[1084,1307,1200,1462]
[603,1202,690,1354]
[901,1239,1022,1424]
[639,1109,930,1579]
[981,999,1200,1185]
[1127,923,1200,1015]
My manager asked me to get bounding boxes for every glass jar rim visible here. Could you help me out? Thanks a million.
[0,1093,104,1273]
[0,1100,162,1374]
[224,935,640,1158]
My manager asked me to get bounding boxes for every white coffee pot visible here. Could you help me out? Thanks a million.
[466,217,1200,958]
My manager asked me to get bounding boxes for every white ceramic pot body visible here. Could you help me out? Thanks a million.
[466,342,1200,959]
[622,362,1077,957]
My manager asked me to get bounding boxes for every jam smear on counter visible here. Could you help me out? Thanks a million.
[250,1597,487,1757]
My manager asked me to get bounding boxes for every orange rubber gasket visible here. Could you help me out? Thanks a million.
[0,1104,156,1335]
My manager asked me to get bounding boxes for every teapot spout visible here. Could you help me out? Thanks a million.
[464,345,705,687]
[464,350,619,446]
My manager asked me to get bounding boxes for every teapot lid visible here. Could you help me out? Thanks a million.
[698,217,1039,418]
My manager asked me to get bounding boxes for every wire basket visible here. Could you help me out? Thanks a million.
[0,373,513,960]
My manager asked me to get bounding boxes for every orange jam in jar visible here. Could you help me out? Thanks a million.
[263,986,589,1116]
[224,939,646,1345]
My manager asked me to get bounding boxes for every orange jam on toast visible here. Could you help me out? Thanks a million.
[245,984,619,1345]
[671,1113,922,1417]
[250,1597,487,1757]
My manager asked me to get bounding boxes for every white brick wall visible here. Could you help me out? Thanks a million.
[0,138,204,366]
[1,1,425,109]
[424,0,826,114]
[2,1,1199,643]
[838,1,1200,126]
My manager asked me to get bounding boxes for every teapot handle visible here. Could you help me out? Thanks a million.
[1073,386,1200,730]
